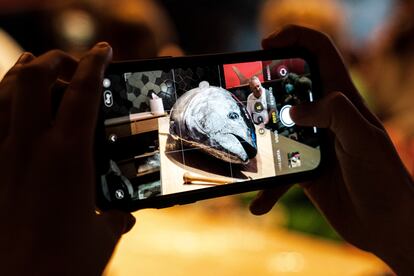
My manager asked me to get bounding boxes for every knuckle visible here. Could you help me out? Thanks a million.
[298,24,332,43]
[310,27,331,42]
[284,24,307,33]
[324,92,348,128]
[41,49,73,71]
[48,49,67,57]
[12,63,49,83]
[282,24,300,32]
[328,91,348,109]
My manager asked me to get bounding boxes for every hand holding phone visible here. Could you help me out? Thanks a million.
[250,25,414,275]
[0,44,134,275]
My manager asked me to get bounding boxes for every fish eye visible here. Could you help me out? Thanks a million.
[228,112,239,120]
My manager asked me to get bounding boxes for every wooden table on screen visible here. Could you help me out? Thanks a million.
[159,116,322,196]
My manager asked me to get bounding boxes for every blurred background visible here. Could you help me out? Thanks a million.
[2,0,413,274]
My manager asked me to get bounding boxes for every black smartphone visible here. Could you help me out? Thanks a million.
[95,48,326,212]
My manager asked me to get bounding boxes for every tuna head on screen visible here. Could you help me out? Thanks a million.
[169,81,257,164]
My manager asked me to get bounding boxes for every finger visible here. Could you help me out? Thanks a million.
[262,25,350,94]
[100,210,136,237]
[1,52,36,83]
[249,184,292,215]
[15,52,36,65]
[56,42,112,142]
[12,50,77,87]
[0,53,34,140]
[31,50,77,82]
[10,50,78,138]
[0,52,35,103]
[90,211,135,274]
[262,25,383,130]
[51,79,69,119]
[290,91,381,153]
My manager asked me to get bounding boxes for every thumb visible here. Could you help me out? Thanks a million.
[100,210,136,237]
[249,184,292,215]
[290,91,379,153]
[87,211,136,274]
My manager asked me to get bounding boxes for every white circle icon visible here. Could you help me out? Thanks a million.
[103,78,111,88]
[278,66,288,77]
[280,105,295,127]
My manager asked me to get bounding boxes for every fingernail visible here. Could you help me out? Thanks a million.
[16,52,33,64]
[250,204,264,216]
[95,41,110,48]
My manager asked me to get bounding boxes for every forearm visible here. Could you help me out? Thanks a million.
[374,175,414,275]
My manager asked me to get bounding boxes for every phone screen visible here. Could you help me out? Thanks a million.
[98,55,321,205]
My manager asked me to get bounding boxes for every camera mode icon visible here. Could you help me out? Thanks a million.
[104,90,113,107]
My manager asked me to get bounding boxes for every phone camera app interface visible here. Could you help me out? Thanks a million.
[99,58,321,204]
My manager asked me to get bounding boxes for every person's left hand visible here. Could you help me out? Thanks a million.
[0,43,135,275]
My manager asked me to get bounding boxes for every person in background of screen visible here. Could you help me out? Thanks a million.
[246,76,276,127]
[250,25,414,275]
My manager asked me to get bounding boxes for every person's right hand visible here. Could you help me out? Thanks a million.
[249,25,414,275]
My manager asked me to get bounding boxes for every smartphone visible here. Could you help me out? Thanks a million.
[95,49,326,212]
